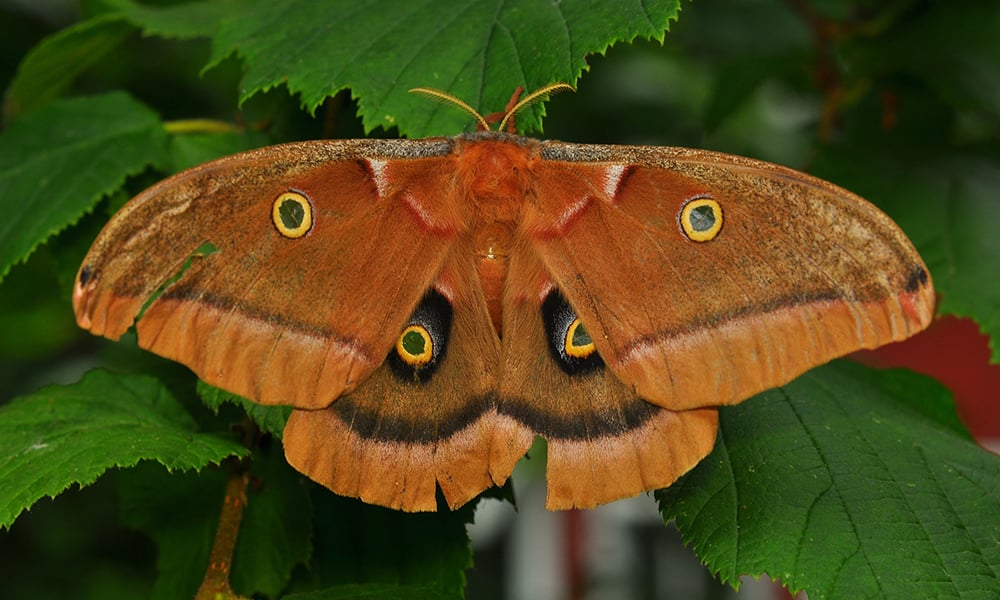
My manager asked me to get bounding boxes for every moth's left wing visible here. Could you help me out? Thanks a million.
[73,139,461,410]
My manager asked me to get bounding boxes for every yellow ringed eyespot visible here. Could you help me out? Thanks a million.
[564,319,596,358]
[387,290,452,383]
[396,325,434,367]
[679,197,722,242]
[541,291,603,375]
[272,191,313,238]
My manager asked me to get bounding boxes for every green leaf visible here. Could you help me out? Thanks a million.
[914,155,1000,362]
[658,361,1000,598]
[286,582,456,600]
[120,448,463,599]
[866,1,1000,123]
[0,249,79,362]
[292,491,473,597]
[812,147,1000,362]
[0,473,156,600]
[111,0,241,39]
[118,462,226,600]
[197,380,290,439]
[165,128,273,173]
[120,445,311,600]
[231,444,312,598]
[0,92,168,284]
[2,15,135,120]
[206,0,682,136]
[0,369,247,530]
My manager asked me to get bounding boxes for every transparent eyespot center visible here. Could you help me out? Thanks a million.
[679,197,723,242]
[397,325,433,366]
[272,191,313,238]
[565,319,596,358]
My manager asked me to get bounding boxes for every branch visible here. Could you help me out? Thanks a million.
[195,469,251,600]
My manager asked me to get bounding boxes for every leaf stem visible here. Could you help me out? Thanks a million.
[195,469,251,600]
[164,119,240,135]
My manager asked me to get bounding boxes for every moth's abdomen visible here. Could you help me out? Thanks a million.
[473,223,514,334]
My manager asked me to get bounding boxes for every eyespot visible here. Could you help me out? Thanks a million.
[542,291,603,375]
[564,319,596,359]
[272,191,313,238]
[679,197,722,242]
[387,290,452,383]
[396,325,434,367]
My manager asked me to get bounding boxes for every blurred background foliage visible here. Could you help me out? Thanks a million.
[0,0,997,598]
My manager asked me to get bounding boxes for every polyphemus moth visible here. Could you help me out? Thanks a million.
[73,85,934,512]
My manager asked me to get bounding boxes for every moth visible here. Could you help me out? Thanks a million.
[74,86,934,511]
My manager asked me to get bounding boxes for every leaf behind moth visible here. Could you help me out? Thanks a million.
[658,360,1000,598]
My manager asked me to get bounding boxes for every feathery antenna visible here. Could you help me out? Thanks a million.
[409,83,575,132]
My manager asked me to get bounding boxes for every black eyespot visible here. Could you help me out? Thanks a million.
[541,291,603,375]
[387,289,452,383]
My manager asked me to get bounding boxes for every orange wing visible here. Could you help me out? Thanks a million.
[283,240,510,511]
[523,142,934,412]
[74,139,463,410]
[496,236,719,509]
